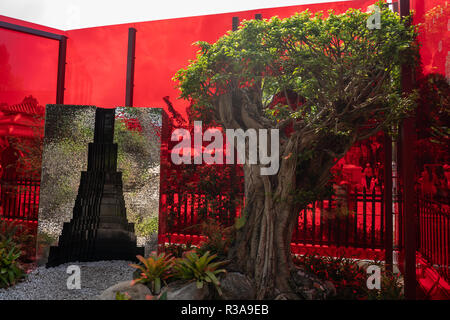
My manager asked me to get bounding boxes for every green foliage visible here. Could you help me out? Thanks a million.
[174,1,418,137]
[174,251,227,295]
[0,240,25,288]
[163,242,194,258]
[0,220,34,262]
[115,291,132,300]
[36,232,56,247]
[114,118,150,189]
[130,253,175,294]
[293,254,405,300]
[294,254,367,299]
[135,216,159,237]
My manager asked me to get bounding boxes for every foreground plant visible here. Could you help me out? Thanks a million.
[0,244,25,288]
[366,269,404,300]
[174,1,418,298]
[163,242,194,258]
[174,251,227,295]
[130,253,175,294]
[294,254,367,299]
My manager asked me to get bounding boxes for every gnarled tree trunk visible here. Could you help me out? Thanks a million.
[228,131,307,299]
[217,91,352,299]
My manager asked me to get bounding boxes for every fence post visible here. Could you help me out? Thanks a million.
[399,0,417,300]
[384,132,393,272]
[362,188,367,248]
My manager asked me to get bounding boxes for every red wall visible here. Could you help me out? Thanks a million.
[62,0,375,117]
[0,1,375,113]
[0,20,61,106]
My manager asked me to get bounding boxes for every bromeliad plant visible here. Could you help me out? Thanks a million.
[174,251,227,295]
[130,253,175,294]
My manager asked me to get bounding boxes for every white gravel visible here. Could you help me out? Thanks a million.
[0,260,135,300]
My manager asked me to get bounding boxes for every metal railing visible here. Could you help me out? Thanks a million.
[418,196,449,284]
[0,173,40,221]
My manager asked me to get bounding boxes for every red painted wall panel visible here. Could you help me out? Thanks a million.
[63,0,375,116]
[64,25,128,107]
[0,28,59,106]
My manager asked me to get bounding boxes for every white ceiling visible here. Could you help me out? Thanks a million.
[0,0,348,30]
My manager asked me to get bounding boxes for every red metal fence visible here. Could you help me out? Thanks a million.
[418,197,450,284]
[292,188,384,250]
[0,172,40,221]
[159,187,387,257]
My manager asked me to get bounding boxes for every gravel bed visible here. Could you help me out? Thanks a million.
[0,260,134,300]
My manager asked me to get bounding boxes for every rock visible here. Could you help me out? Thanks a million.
[219,272,255,300]
[98,280,151,300]
[324,281,337,297]
[163,280,210,300]
[291,268,334,300]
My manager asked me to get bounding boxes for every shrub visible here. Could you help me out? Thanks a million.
[163,242,194,258]
[293,254,367,299]
[0,220,33,263]
[366,270,404,300]
[135,216,159,237]
[195,219,234,260]
[130,253,174,294]
[174,251,226,295]
[0,242,25,288]
[293,254,405,300]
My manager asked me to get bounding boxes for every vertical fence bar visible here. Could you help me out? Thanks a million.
[311,201,316,245]
[363,189,367,248]
[354,194,358,248]
[371,188,376,248]
[380,189,385,247]
[345,193,350,247]
[328,198,332,246]
[319,201,323,245]
[383,134,391,259]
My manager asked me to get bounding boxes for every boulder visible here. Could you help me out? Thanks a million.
[291,268,336,300]
[98,280,151,300]
[163,280,210,300]
[219,272,255,300]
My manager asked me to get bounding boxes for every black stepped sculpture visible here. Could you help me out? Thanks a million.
[47,108,144,267]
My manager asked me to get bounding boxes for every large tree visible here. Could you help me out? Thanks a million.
[174,3,418,299]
